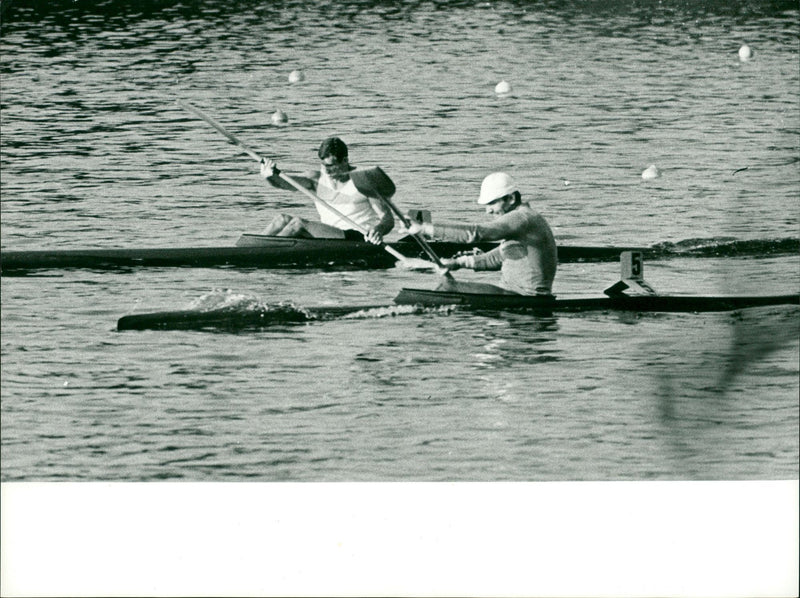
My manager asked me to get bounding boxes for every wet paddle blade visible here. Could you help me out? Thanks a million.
[394,257,442,271]
[433,278,517,294]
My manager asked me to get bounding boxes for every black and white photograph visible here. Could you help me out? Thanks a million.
[1,0,798,596]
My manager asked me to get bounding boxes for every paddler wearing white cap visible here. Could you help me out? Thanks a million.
[260,136,394,245]
[403,172,557,296]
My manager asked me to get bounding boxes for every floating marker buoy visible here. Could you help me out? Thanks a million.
[738,44,753,62]
[494,80,512,95]
[271,109,288,125]
[288,70,304,83]
[641,165,660,180]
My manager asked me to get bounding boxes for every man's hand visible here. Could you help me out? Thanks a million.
[401,221,423,236]
[364,228,384,245]
[260,158,280,178]
[400,220,434,237]
[439,258,461,271]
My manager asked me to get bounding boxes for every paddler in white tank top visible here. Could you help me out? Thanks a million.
[259,137,394,245]
[402,172,558,296]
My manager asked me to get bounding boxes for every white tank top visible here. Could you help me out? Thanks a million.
[315,171,382,231]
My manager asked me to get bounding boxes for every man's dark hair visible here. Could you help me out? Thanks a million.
[318,137,348,161]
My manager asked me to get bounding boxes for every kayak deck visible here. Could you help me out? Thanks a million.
[393,288,800,313]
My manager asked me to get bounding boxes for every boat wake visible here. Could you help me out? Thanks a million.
[650,236,798,258]
[118,289,453,331]
[337,304,452,320]
[188,288,446,321]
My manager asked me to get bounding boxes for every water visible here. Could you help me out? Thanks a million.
[1,1,798,485]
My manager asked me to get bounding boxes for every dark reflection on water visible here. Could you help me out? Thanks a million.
[720,308,800,392]
[650,306,799,479]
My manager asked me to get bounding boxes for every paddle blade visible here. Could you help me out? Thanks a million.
[433,278,519,294]
[394,257,442,272]
[350,167,396,199]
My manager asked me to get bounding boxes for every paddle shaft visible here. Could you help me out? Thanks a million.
[178,100,413,265]
[178,100,263,162]
[349,167,453,280]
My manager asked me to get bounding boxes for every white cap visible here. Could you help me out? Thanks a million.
[478,172,518,205]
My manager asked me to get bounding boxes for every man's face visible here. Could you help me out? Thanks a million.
[321,155,350,182]
[484,195,513,217]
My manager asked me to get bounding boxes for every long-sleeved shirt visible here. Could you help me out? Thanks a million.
[432,203,557,295]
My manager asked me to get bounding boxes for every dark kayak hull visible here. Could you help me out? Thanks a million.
[1,235,643,274]
[116,304,386,331]
[6,234,797,274]
[116,291,799,331]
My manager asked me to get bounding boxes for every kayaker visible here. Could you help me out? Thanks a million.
[259,137,394,245]
[402,172,557,296]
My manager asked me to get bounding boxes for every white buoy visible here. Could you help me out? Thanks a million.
[494,80,512,95]
[738,44,753,62]
[288,70,304,83]
[271,109,288,125]
[641,165,660,180]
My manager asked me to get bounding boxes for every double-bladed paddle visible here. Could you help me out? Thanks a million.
[177,100,437,271]
[350,167,454,281]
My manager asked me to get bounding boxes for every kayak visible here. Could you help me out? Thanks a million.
[1,234,643,274]
[116,288,799,331]
[4,235,796,274]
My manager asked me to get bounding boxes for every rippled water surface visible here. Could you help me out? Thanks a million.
[2,0,798,484]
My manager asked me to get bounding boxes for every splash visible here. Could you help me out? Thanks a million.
[117,298,458,331]
[187,289,269,312]
[337,304,453,320]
